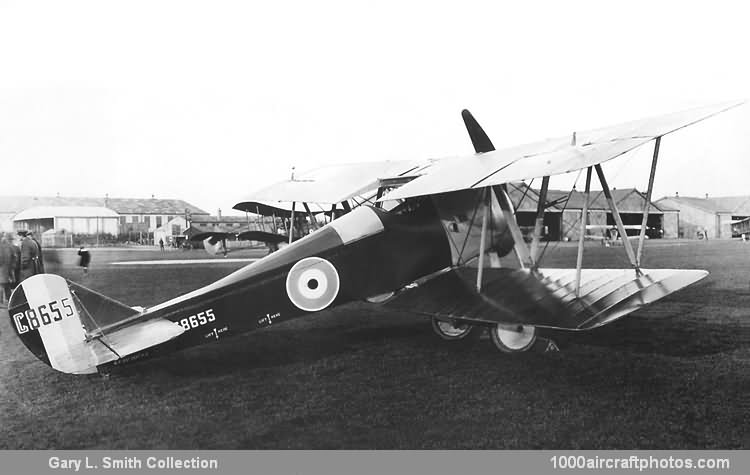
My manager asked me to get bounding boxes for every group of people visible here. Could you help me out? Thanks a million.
[0,231,45,306]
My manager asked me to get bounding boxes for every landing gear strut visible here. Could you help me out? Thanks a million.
[431,318,474,341]
[489,323,537,353]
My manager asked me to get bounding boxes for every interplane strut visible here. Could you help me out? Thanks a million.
[493,184,532,269]
[636,137,661,266]
[530,176,550,266]
[575,167,593,296]
[594,164,640,274]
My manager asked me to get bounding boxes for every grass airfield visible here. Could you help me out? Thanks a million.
[1,240,748,449]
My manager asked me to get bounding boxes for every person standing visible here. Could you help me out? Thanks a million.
[78,245,91,276]
[19,231,42,282]
[159,238,165,252]
[0,233,13,305]
[10,234,21,287]
[28,231,45,273]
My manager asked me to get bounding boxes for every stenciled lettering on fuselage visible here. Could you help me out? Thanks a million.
[112,349,153,366]
[257,312,281,327]
[177,308,216,331]
[204,325,229,340]
[12,297,75,334]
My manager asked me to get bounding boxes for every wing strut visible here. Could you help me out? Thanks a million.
[475,188,491,291]
[303,202,319,230]
[329,204,337,224]
[289,202,296,244]
[594,164,640,274]
[530,176,550,265]
[575,167,593,296]
[636,137,661,266]
[255,205,267,232]
[493,184,532,269]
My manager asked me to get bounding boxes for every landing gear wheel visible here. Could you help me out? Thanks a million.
[490,324,537,353]
[431,318,474,341]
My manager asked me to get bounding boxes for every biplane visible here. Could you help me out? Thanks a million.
[188,202,301,255]
[8,101,743,374]
[191,201,339,255]
[190,228,289,256]
[731,216,750,239]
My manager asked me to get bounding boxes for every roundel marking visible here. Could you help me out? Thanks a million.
[286,257,340,312]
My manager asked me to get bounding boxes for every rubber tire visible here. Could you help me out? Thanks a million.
[489,323,537,353]
[431,317,474,341]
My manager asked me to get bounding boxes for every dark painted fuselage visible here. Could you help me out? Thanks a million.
[103,199,454,369]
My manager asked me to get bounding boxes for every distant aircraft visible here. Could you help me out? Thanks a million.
[731,217,750,239]
[7,101,743,374]
[191,229,289,256]
[582,224,655,246]
[191,201,335,255]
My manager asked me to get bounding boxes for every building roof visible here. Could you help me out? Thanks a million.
[652,199,681,212]
[13,206,119,221]
[507,183,664,214]
[655,195,750,215]
[0,195,208,215]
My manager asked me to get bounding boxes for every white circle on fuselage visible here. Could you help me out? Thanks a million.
[298,268,328,299]
[286,257,340,312]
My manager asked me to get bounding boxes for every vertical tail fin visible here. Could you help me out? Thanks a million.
[9,274,101,374]
[9,274,184,374]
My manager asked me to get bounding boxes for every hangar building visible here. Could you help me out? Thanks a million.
[13,206,120,235]
[654,194,750,239]
[507,183,677,240]
[0,195,208,235]
[13,206,120,246]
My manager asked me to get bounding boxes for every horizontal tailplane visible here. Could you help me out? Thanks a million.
[9,274,184,374]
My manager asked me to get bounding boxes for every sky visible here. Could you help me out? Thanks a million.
[1,0,749,215]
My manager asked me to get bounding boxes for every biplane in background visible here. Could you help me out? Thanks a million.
[731,216,750,239]
[8,101,743,374]
[583,224,656,246]
[192,172,405,255]
[188,201,316,255]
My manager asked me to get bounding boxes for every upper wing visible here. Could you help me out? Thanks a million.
[382,101,743,201]
[234,160,425,207]
[233,200,328,217]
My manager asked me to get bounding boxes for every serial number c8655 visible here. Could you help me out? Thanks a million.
[178,309,216,330]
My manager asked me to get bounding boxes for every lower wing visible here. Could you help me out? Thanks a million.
[237,230,289,245]
[386,267,707,331]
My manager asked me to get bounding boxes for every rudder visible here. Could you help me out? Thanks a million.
[9,274,101,374]
[8,274,183,375]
